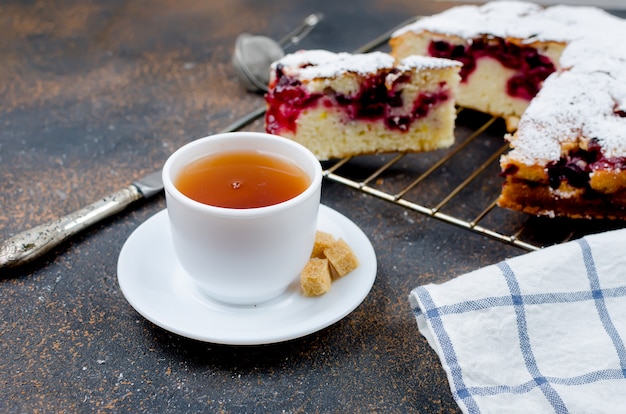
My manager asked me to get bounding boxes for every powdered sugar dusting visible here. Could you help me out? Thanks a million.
[399,55,461,71]
[393,1,624,46]
[272,50,460,80]
[272,50,395,80]
[392,1,592,43]
[509,69,626,164]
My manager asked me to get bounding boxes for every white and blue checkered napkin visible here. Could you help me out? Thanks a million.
[410,229,626,413]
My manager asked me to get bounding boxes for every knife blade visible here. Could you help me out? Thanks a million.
[0,170,164,269]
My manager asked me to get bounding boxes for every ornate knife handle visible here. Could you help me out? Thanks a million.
[0,186,142,269]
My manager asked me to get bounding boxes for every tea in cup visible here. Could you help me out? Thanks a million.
[162,132,322,305]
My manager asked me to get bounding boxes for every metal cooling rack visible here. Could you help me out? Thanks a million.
[321,110,542,249]
[223,19,626,252]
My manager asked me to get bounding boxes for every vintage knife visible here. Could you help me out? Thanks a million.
[0,171,164,269]
[0,108,267,269]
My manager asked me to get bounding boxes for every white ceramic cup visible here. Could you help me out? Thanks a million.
[162,132,322,305]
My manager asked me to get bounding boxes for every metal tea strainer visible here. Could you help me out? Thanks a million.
[232,13,323,92]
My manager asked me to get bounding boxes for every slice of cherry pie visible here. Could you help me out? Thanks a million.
[264,50,461,160]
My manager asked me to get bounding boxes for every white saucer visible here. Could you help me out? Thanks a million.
[117,205,377,345]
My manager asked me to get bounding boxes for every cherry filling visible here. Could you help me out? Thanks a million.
[548,140,626,190]
[265,66,323,134]
[265,65,450,134]
[428,38,556,101]
[614,105,626,118]
[501,138,626,191]
[547,148,597,190]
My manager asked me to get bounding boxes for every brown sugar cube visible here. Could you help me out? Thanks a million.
[310,230,336,258]
[300,258,332,297]
[323,238,359,278]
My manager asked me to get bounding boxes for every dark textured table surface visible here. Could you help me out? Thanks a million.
[2,1,625,412]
